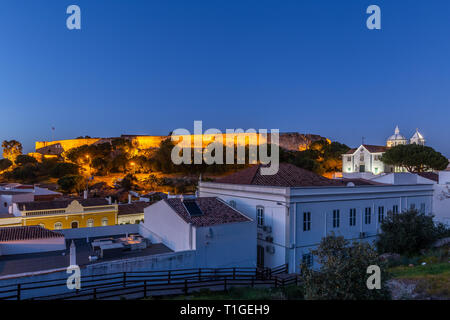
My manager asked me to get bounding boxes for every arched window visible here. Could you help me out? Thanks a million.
[87,219,94,227]
[71,221,79,229]
[54,222,63,230]
[101,217,108,226]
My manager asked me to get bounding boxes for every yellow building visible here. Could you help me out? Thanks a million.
[15,198,118,230]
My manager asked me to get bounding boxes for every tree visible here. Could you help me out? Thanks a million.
[301,234,391,300]
[57,175,85,194]
[0,159,13,171]
[50,162,80,178]
[376,209,447,256]
[15,155,38,166]
[6,164,39,182]
[381,144,448,173]
[2,140,23,162]
[120,174,137,191]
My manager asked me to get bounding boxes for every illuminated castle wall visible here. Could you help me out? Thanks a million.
[35,133,325,155]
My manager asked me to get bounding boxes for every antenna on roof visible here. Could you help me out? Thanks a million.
[362,137,365,145]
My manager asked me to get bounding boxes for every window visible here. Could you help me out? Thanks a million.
[347,156,351,162]
[374,167,378,174]
[257,245,265,268]
[410,203,416,210]
[256,206,264,227]
[3,202,7,207]
[349,208,356,226]
[302,253,313,268]
[71,221,79,229]
[333,210,340,228]
[101,217,109,226]
[54,222,63,230]
[87,219,94,227]
[378,206,384,223]
[303,212,311,231]
[229,200,236,209]
[365,207,371,224]
[360,154,365,161]
[420,203,426,214]
[393,205,399,214]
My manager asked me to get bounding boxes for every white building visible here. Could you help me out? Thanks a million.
[117,202,149,225]
[0,191,34,215]
[343,126,426,175]
[0,225,66,256]
[432,171,450,226]
[199,163,434,273]
[342,144,390,175]
[143,197,256,268]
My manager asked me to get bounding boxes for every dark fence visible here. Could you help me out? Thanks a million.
[0,264,295,300]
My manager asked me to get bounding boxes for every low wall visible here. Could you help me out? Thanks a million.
[0,250,196,299]
[58,224,140,239]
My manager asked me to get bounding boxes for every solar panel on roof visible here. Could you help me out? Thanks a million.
[183,199,203,217]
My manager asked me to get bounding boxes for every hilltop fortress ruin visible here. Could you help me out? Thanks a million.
[35,132,327,157]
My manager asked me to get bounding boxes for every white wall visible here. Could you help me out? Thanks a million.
[59,224,140,239]
[371,173,435,185]
[433,184,450,226]
[118,213,144,225]
[143,200,194,252]
[0,237,66,256]
[195,221,256,268]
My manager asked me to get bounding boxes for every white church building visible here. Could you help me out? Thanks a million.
[342,126,425,175]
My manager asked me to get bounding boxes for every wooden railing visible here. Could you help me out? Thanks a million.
[0,264,294,300]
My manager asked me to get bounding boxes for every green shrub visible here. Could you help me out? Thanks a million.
[301,234,391,300]
[376,209,447,256]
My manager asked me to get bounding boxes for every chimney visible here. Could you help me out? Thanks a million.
[69,240,77,266]
[128,193,132,204]
[83,190,88,199]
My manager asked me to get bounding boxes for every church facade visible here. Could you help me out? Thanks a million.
[342,126,425,175]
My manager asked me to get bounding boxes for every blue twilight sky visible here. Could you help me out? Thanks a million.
[0,0,450,156]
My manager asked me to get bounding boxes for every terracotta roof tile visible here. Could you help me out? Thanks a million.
[118,202,151,216]
[165,197,251,227]
[214,163,344,187]
[345,145,388,155]
[0,226,64,242]
[17,198,110,211]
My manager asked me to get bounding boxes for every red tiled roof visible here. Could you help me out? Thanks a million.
[214,163,344,187]
[165,197,251,227]
[118,202,151,216]
[344,145,388,154]
[17,198,110,211]
[0,226,64,242]
[344,148,358,155]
